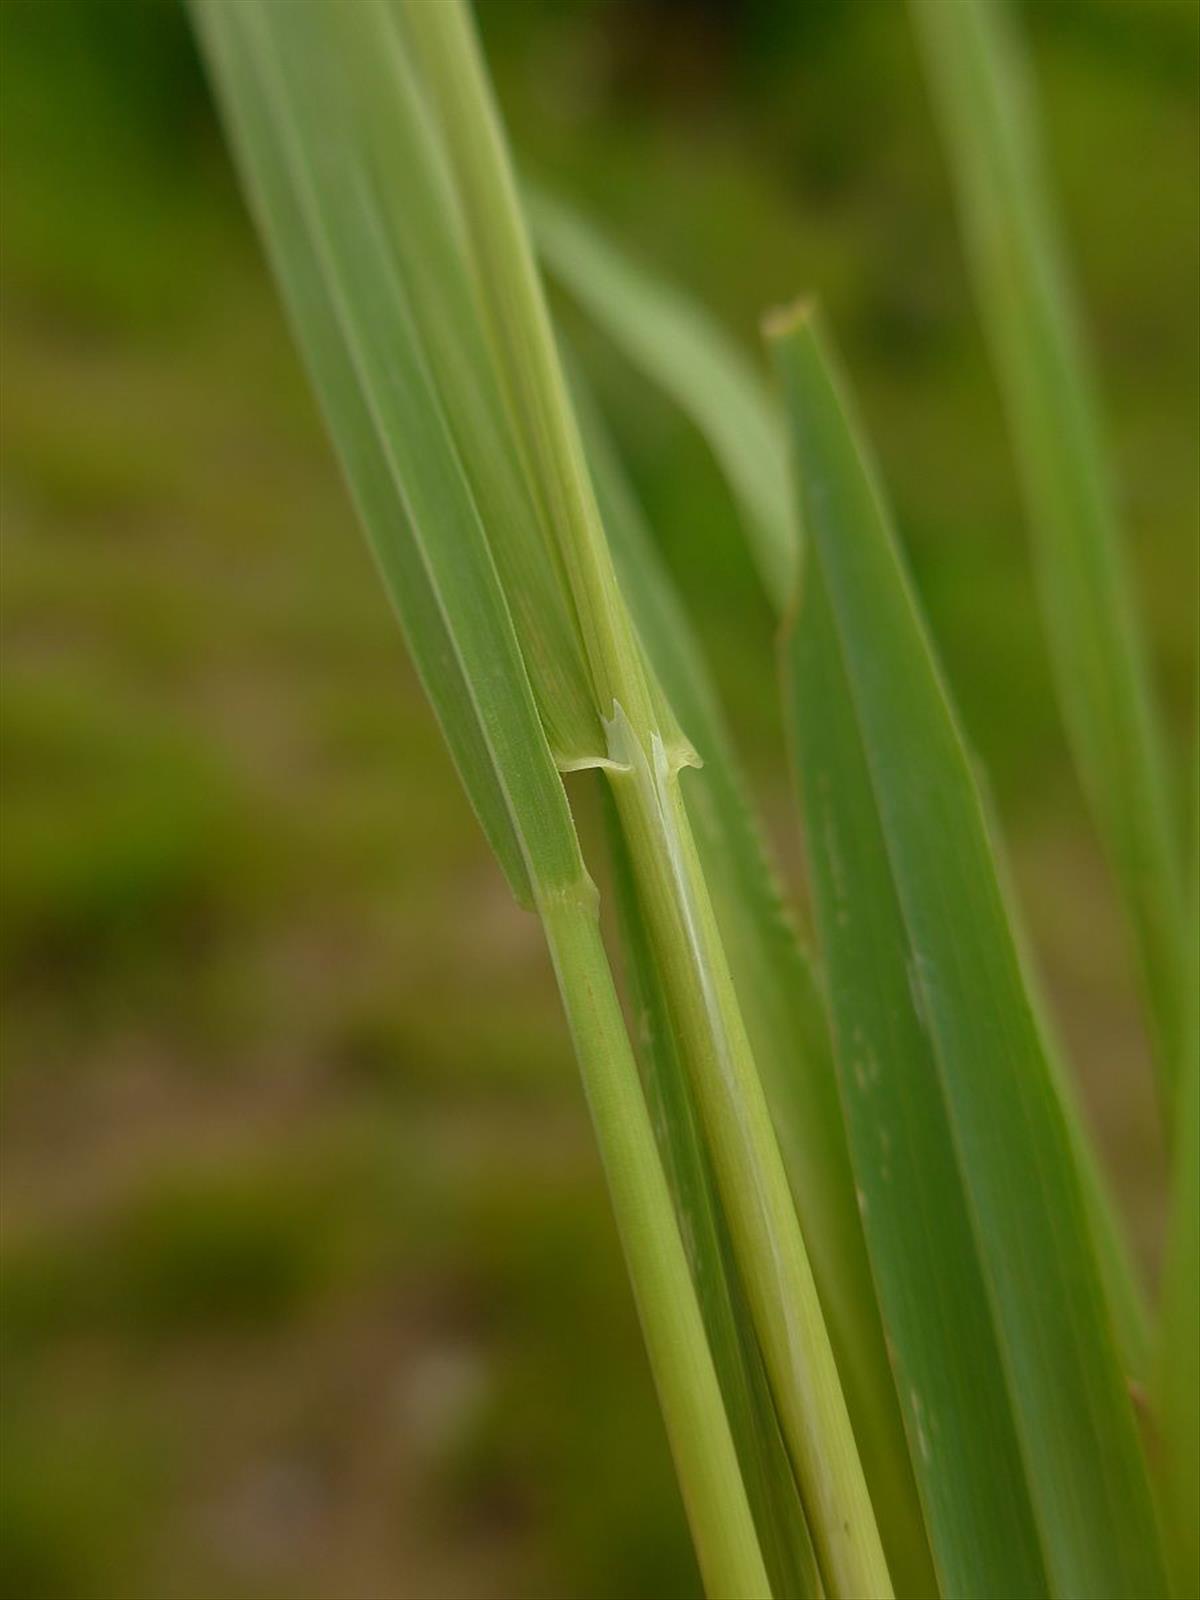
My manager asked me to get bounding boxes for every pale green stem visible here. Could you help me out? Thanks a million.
[539,881,771,1600]
[604,710,893,1600]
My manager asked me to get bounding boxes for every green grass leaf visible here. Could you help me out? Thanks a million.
[786,474,1047,1599]
[328,0,603,774]
[908,0,1188,1110]
[189,0,582,910]
[770,303,1167,1599]
[1156,745,1199,1597]
[529,187,793,610]
[189,8,772,1593]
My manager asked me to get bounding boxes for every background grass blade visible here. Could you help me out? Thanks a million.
[769,303,1167,1600]
[576,373,936,1599]
[529,188,793,610]
[189,8,773,1593]
[908,0,1187,1109]
[1156,743,1199,1597]
[600,780,822,1600]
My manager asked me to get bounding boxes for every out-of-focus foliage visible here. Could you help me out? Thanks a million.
[1,1,1195,1596]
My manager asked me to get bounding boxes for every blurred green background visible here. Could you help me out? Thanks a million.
[1,1,1196,1596]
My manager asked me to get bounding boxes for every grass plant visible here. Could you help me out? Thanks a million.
[190,2,1198,1595]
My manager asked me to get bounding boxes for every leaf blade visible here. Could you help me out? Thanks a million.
[191,0,583,906]
[333,0,603,772]
[529,186,793,609]
[771,304,1167,1600]
[908,0,1187,1107]
[190,12,775,1594]
[1157,743,1199,1596]
[786,525,1047,1598]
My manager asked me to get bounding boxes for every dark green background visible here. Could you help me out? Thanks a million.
[2,2,1196,1595]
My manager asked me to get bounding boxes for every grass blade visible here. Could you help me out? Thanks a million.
[332,0,603,773]
[190,7,772,1592]
[190,0,579,911]
[787,507,1047,1597]
[908,0,1187,1109]
[770,302,1167,1599]
[1157,743,1199,1596]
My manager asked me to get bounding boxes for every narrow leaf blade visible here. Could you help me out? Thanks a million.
[191,0,583,905]
[770,304,1167,1599]
[192,13,773,1593]
[331,0,603,771]
[909,0,1187,1105]
[530,187,793,609]
[787,530,1047,1598]
[1157,745,1199,1596]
